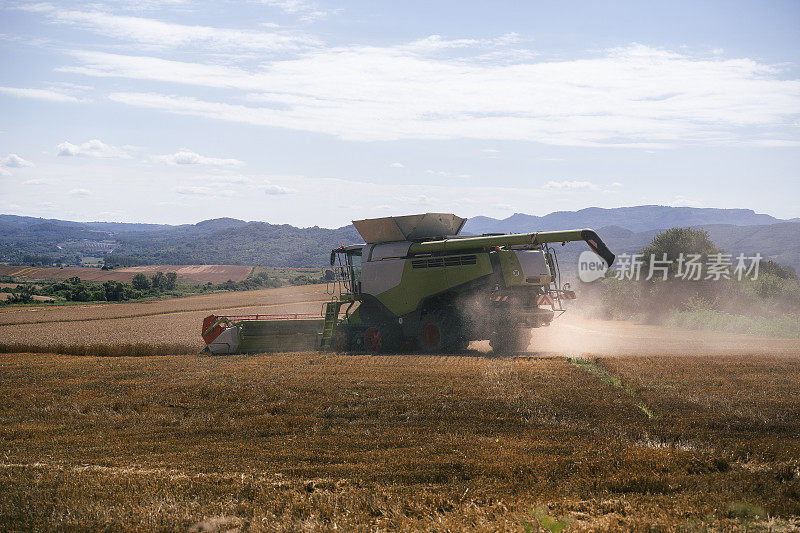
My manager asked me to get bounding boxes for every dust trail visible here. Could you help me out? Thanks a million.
[522,314,800,357]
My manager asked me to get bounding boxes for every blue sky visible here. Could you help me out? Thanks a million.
[0,0,798,227]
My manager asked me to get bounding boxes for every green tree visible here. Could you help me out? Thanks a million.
[131,273,150,291]
[164,272,178,290]
[639,227,722,279]
[7,285,34,304]
[151,271,165,291]
[70,284,92,302]
[601,227,724,324]
[103,280,125,301]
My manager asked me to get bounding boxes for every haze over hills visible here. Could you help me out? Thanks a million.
[0,206,798,271]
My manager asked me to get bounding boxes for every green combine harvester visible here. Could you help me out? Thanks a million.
[202,213,615,354]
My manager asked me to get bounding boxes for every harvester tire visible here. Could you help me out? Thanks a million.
[419,314,458,353]
[362,325,400,354]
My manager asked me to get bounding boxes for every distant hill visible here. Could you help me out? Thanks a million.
[0,206,797,271]
[0,214,359,267]
[464,206,781,234]
[110,221,360,267]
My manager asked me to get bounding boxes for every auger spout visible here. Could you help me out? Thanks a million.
[407,228,615,267]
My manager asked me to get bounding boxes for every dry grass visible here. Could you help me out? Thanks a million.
[0,342,198,356]
[0,285,330,352]
[2,352,799,531]
[0,264,254,284]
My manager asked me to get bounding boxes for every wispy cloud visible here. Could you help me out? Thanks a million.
[154,150,245,167]
[426,169,471,178]
[543,180,601,190]
[175,185,237,198]
[261,0,338,23]
[57,139,131,158]
[671,195,703,207]
[63,43,799,147]
[30,5,319,51]
[401,32,521,53]
[69,188,92,197]
[0,86,79,103]
[263,183,295,195]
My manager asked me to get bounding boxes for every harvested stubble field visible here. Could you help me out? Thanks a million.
[2,285,800,530]
[0,285,330,355]
[1,352,800,531]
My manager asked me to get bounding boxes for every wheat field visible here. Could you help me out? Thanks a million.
[1,285,799,530]
[1,352,799,531]
[0,285,330,354]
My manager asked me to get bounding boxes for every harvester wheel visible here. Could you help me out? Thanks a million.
[421,322,441,352]
[419,315,458,353]
[363,326,383,352]
[362,325,400,354]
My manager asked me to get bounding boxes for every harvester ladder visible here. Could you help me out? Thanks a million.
[320,300,343,349]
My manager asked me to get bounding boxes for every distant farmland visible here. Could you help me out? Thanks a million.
[0,264,254,284]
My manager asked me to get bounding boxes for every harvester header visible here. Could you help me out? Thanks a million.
[203,213,616,355]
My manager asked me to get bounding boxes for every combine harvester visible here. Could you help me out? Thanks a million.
[202,213,615,355]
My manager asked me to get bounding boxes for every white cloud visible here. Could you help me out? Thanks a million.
[263,184,294,195]
[672,195,703,207]
[69,188,91,197]
[214,175,251,184]
[390,162,404,168]
[261,0,338,22]
[544,180,601,190]
[174,185,237,198]
[175,186,210,196]
[402,33,520,53]
[2,154,34,168]
[425,169,471,178]
[57,139,131,158]
[0,167,10,176]
[0,86,79,103]
[31,6,319,51]
[154,150,245,167]
[22,178,48,185]
[75,43,799,147]
[749,139,800,147]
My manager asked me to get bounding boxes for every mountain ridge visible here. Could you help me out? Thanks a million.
[0,206,797,270]
[463,205,782,234]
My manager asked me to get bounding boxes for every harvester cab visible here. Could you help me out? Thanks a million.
[329,244,364,297]
[202,213,615,355]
